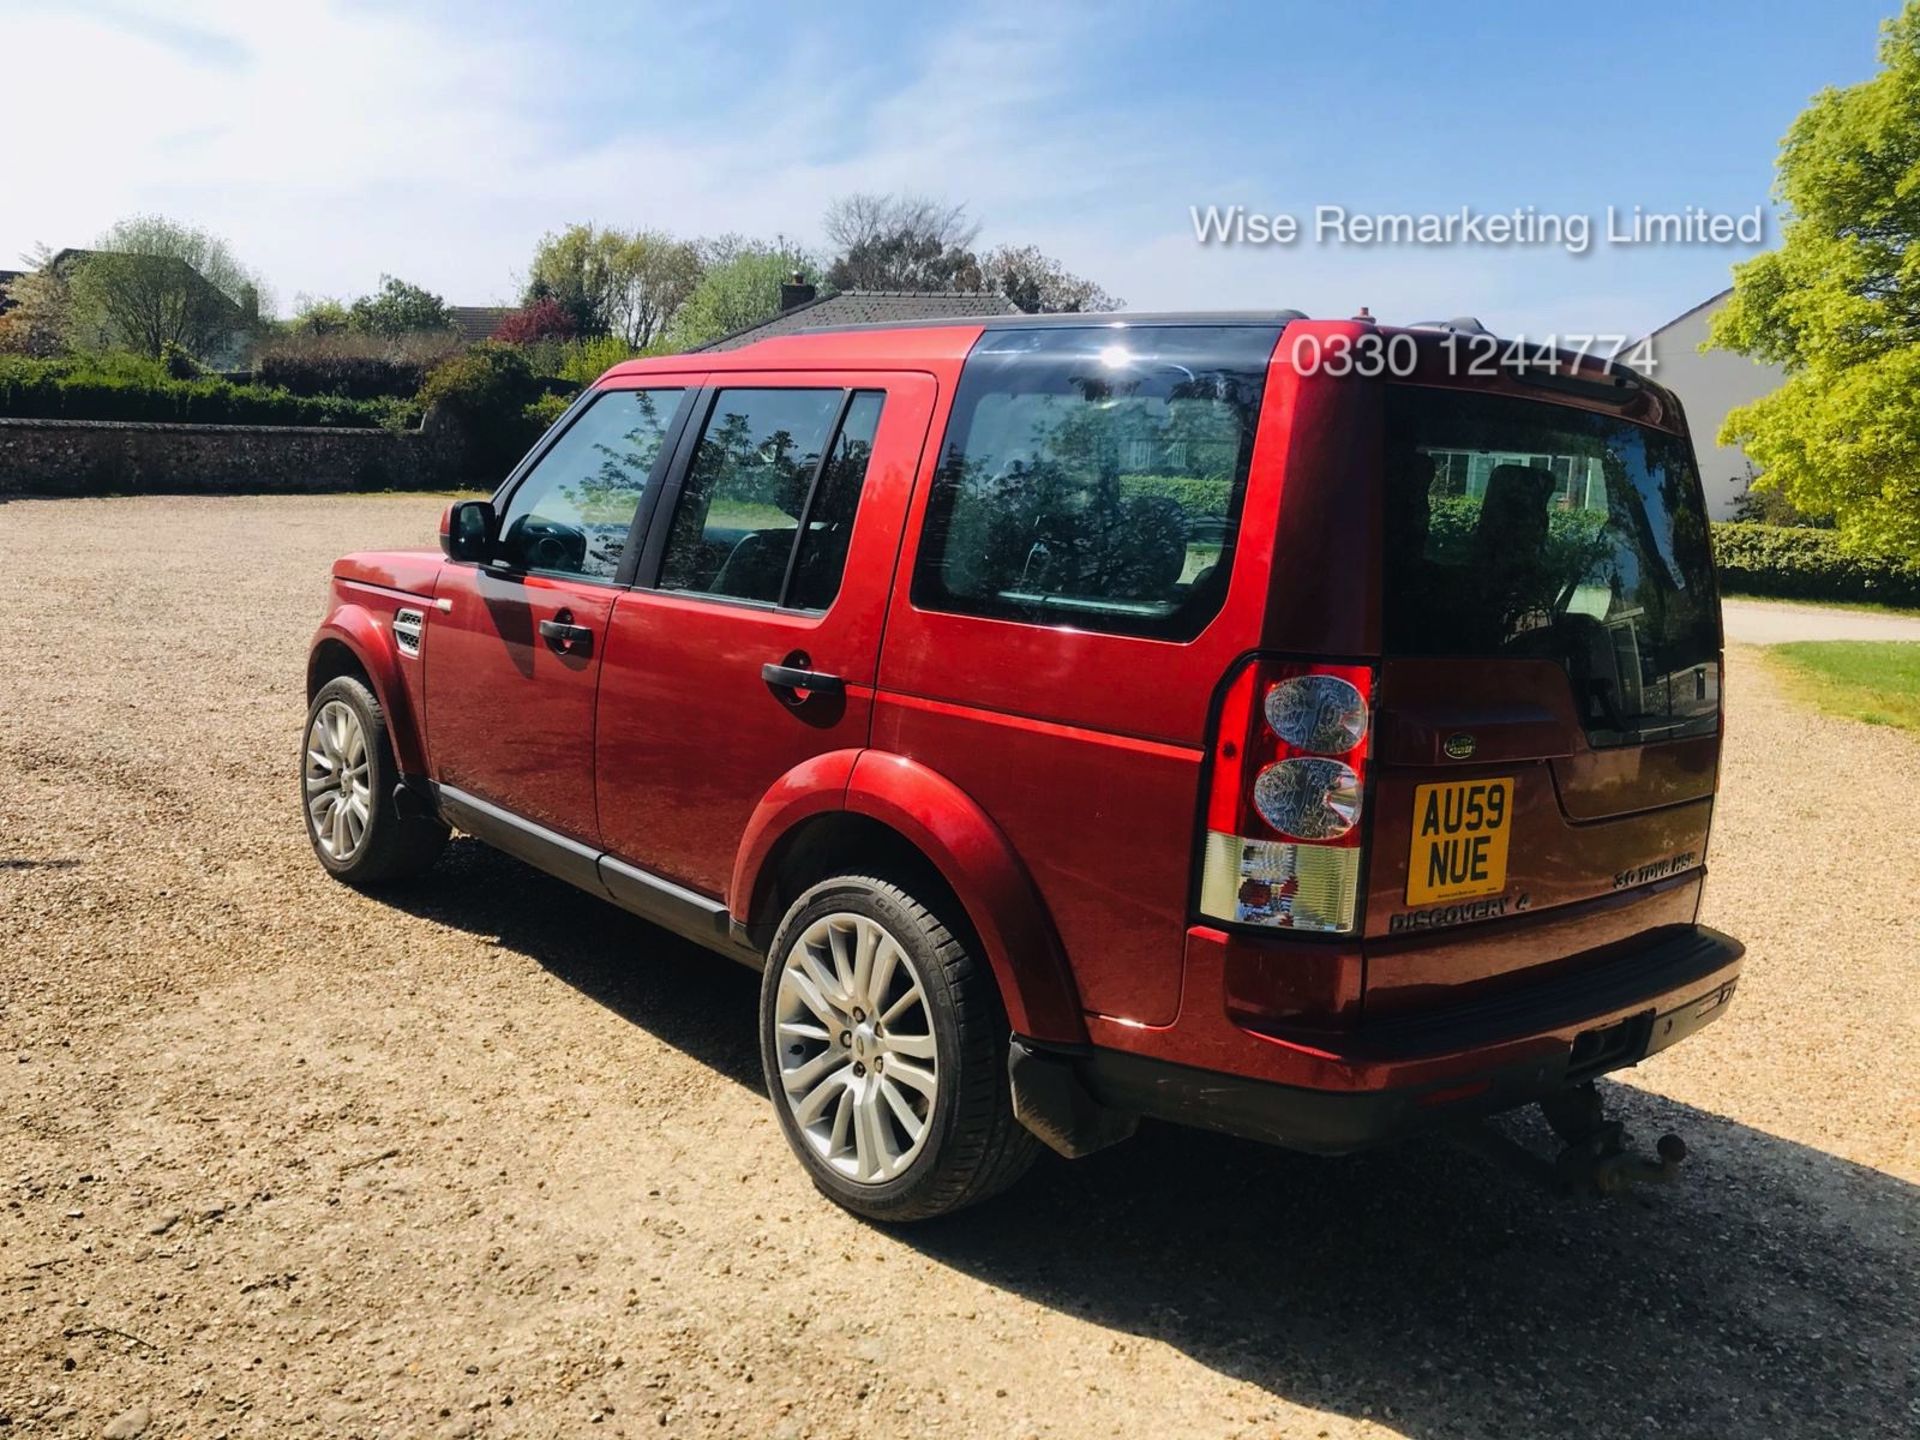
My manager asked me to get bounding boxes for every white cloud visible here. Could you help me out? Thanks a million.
[0,0,1734,335]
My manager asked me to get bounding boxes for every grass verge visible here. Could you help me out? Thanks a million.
[1763,641,1920,732]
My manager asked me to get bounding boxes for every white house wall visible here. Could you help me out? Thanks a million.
[1640,291,1786,520]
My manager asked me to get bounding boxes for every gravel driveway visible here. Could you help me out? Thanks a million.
[1721,597,1920,645]
[2,494,1915,1440]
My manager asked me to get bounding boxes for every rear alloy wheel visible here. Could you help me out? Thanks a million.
[775,911,941,1184]
[301,675,447,885]
[760,876,1038,1221]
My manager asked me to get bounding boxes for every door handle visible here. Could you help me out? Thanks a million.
[540,613,593,657]
[762,661,844,699]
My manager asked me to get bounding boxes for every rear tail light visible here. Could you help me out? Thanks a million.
[1199,660,1374,933]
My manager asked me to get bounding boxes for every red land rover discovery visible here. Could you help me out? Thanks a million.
[303,313,1743,1220]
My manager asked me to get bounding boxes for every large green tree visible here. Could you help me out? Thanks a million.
[664,239,819,349]
[523,223,702,347]
[348,276,451,337]
[66,215,264,360]
[1711,2,1920,554]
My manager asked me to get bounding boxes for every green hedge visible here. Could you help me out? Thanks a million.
[1116,473,1233,514]
[1711,522,1920,608]
[418,342,548,474]
[0,355,415,429]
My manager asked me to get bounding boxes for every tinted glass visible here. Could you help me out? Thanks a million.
[660,389,844,603]
[496,388,683,580]
[788,391,885,611]
[912,325,1279,640]
[1383,386,1720,745]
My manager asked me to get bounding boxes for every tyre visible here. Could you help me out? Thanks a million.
[759,875,1039,1222]
[301,675,447,885]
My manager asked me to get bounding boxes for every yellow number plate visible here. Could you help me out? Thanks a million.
[1406,778,1514,905]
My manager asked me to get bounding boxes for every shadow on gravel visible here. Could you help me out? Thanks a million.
[384,839,1917,1440]
[383,837,765,1089]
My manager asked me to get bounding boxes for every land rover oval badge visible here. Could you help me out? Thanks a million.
[1443,732,1477,760]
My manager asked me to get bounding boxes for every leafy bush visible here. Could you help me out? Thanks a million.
[491,298,576,344]
[418,342,547,474]
[256,330,462,400]
[1710,521,1920,607]
[1729,485,1831,528]
[0,354,414,428]
[513,333,639,387]
[159,341,201,380]
[522,392,574,431]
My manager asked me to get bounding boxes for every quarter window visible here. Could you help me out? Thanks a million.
[789,391,884,611]
[911,325,1278,640]
[496,388,684,580]
[659,388,885,609]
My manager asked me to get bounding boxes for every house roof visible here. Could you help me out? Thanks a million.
[698,289,1021,352]
[448,306,514,344]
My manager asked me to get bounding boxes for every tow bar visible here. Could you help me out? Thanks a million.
[1449,1083,1687,1195]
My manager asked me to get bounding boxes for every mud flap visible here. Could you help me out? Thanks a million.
[1008,1040,1139,1159]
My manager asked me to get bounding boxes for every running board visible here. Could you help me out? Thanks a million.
[433,785,763,969]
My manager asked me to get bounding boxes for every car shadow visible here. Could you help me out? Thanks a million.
[383,838,1917,1439]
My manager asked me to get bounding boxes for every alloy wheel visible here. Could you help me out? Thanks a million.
[304,699,372,863]
[773,911,940,1184]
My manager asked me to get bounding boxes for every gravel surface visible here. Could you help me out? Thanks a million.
[1,494,1915,1440]
[1721,598,1920,645]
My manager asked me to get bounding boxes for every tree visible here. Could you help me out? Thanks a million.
[1709,1,1920,554]
[291,294,351,336]
[524,224,701,346]
[0,247,73,356]
[664,240,819,349]
[348,276,452,337]
[823,192,981,291]
[65,215,263,360]
[610,230,701,348]
[976,244,1120,314]
[524,223,626,337]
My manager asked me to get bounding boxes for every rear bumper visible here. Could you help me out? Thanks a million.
[1011,923,1742,1157]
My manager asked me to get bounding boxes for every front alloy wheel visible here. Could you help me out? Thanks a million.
[305,697,373,864]
[299,674,447,885]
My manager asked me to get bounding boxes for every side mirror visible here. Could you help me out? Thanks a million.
[440,500,496,563]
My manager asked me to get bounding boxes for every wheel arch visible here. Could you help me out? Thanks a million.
[732,750,1086,1044]
[307,607,427,776]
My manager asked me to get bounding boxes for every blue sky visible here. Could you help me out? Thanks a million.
[0,0,1897,336]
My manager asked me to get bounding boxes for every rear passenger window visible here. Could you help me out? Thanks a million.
[659,388,885,609]
[912,325,1278,640]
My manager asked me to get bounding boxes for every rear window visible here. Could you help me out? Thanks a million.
[1383,386,1720,745]
[912,325,1279,640]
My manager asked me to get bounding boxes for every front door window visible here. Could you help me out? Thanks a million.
[495,388,685,580]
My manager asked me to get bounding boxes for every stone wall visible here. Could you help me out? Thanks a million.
[0,415,469,497]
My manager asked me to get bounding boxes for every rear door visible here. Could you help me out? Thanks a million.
[1365,381,1722,1004]
[876,324,1287,1026]
[594,371,934,899]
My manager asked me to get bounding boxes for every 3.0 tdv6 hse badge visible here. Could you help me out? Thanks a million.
[301,312,1743,1220]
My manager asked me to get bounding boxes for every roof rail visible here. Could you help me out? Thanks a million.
[1407,316,1491,335]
